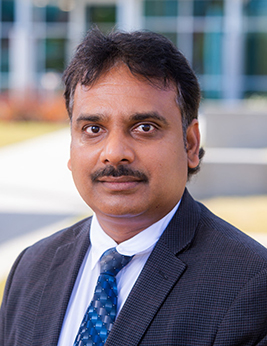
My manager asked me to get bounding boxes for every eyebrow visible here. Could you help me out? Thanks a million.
[75,113,107,123]
[130,112,169,126]
[74,111,169,126]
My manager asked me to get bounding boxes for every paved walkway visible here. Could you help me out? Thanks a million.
[0,128,90,280]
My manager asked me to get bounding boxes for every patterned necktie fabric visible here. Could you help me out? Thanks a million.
[73,247,133,346]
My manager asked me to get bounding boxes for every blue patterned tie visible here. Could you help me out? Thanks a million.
[73,247,133,346]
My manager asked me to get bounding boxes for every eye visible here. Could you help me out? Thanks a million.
[84,125,102,134]
[134,123,156,133]
[140,124,153,132]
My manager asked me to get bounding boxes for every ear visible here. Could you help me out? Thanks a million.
[67,158,72,171]
[186,119,200,169]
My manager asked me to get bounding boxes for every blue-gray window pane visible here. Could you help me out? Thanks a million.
[45,38,66,72]
[158,32,177,45]
[245,33,267,75]
[89,6,116,23]
[193,33,204,74]
[33,5,45,22]
[144,1,178,17]
[46,6,68,22]
[244,0,267,16]
[193,0,223,16]
[1,0,14,22]
[86,5,116,32]
[1,39,9,72]
[203,88,221,99]
[193,32,222,75]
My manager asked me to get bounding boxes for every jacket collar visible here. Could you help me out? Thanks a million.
[161,188,201,254]
[106,188,201,346]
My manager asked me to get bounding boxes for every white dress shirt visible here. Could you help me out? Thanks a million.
[58,202,180,346]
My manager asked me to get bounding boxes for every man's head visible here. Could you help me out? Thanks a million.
[63,27,204,178]
[64,28,203,240]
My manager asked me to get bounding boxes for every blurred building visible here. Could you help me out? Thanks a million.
[0,0,267,100]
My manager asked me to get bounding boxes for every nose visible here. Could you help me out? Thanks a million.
[100,132,135,166]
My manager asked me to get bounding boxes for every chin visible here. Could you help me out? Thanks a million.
[92,202,148,219]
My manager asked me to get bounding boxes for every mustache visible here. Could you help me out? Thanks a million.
[91,165,149,183]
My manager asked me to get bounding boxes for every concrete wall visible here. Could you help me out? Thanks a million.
[187,102,267,199]
[200,103,267,148]
[188,162,267,199]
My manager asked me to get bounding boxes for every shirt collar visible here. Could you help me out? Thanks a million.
[89,200,180,270]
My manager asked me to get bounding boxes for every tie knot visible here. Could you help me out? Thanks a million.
[100,247,133,276]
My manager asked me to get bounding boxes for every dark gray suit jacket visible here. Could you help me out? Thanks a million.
[1,189,267,345]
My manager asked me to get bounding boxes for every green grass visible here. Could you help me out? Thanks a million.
[0,120,67,147]
[201,195,267,236]
[0,279,5,305]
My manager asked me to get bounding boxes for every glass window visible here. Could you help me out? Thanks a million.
[245,90,267,98]
[193,30,223,99]
[203,87,222,99]
[45,38,66,72]
[194,0,223,16]
[46,5,69,22]
[244,0,267,16]
[86,5,116,32]
[245,33,267,75]
[193,31,222,75]
[1,0,14,22]
[1,39,9,72]
[33,4,45,22]
[193,33,204,74]
[89,6,116,23]
[158,32,177,45]
[35,39,45,73]
[144,0,178,17]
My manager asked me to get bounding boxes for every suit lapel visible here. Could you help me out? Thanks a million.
[32,218,91,346]
[106,240,186,346]
[106,189,201,346]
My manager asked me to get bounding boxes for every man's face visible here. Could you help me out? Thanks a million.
[68,64,200,233]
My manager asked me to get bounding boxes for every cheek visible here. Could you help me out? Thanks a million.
[71,142,97,166]
[70,146,104,191]
[142,147,186,191]
[67,158,72,171]
[69,146,89,178]
[150,140,186,169]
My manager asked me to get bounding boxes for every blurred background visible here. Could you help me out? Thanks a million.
[0,0,267,297]
[1,0,267,102]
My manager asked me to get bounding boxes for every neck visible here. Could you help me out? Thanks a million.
[95,213,164,244]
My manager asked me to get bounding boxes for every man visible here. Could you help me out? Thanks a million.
[1,28,267,346]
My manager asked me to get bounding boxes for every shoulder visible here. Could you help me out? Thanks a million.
[22,216,92,258]
[172,189,267,275]
[164,189,267,266]
[196,201,267,263]
[195,205,267,344]
[0,217,92,342]
[180,199,267,300]
[4,216,92,291]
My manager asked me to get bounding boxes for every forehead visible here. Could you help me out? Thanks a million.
[72,64,180,120]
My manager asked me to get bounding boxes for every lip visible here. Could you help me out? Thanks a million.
[96,176,144,191]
